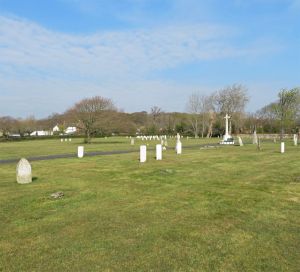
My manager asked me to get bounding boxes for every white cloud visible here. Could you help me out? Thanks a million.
[0,15,248,79]
[0,15,283,117]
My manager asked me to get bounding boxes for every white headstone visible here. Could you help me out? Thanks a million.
[253,131,258,145]
[164,140,168,146]
[131,138,135,145]
[69,138,72,142]
[238,136,244,146]
[16,158,32,184]
[65,138,68,142]
[281,142,285,153]
[140,145,147,162]
[293,134,298,146]
[60,139,63,142]
[176,141,182,154]
[78,146,84,158]
[156,144,162,160]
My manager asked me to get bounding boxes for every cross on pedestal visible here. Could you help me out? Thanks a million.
[224,114,231,137]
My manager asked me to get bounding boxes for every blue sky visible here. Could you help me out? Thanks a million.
[0,0,299,117]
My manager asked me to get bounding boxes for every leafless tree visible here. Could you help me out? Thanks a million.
[150,106,163,133]
[67,96,116,143]
[215,84,249,133]
[16,116,37,136]
[186,93,215,138]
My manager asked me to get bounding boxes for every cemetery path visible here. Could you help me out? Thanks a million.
[0,143,220,165]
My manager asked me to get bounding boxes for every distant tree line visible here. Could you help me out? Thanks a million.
[0,85,299,143]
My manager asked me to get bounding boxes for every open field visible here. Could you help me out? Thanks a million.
[0,139,299,271]
[0,137,221,161]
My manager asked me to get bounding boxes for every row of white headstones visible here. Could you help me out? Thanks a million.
[77,134,183,161]
[139,140,182,162]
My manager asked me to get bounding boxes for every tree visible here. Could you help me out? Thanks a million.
[273,88,300,140]
[215,84,249,133]
[0,116,16,138]
[186,93,214,138]
[150,106,163,134]
[17,116,37,136]
[256,103,279,133]
[67,96,116,143]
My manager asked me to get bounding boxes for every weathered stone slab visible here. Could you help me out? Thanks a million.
[16,158,32,184]
[78,146,84,158]
[140,145,147,162]
[156,144,162,160]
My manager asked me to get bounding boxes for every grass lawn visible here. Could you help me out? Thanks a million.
[0,139,299,271]
[0,137,219,160]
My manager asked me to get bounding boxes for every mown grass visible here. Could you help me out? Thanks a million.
[0,140,299,271]
[0,137,219,160]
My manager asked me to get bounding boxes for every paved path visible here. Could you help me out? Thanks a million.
[0,143,220,165]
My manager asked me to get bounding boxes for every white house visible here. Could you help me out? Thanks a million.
[53,125,60,132]
[65,127,77,134]
[30,131,52,136]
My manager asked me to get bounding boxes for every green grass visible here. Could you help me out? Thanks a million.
[0,139,299,271]
[0,137,219,160]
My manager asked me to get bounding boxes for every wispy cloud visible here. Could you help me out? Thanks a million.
[0,15,283,117]
[0,15,240,78]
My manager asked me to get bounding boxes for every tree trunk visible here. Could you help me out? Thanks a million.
[206,111,215,138]
[85,130,91,144]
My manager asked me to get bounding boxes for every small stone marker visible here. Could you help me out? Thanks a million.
[293,134,298,146]
[176,141,182,154]
[50,191,64,199]
[131,138,135,145]
[281,142,285,153]
[69,138,72,142]
[238,136,244,146]
[253,131,258,145]
[140,145,147,162]
[60,139,63,142]
[176,133,182,154]
[16,158,32,184]
[78,146,84,158]
[65,138,68,142]
[156,144,162,160]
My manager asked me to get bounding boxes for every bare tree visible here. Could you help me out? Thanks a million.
[15,116,37,136]
[67,96,116,143]
[186,93,214,138]
[149,106,163,134]
[215,84,249,133]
